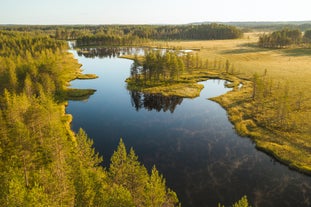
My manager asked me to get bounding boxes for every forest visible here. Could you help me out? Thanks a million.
[75,24,243,46]
[258,29,311,48]
[0,24,243,46]
[0,29,252,206]
[212,21,311,32]
[0,31,179,207]
[2,17,311,207]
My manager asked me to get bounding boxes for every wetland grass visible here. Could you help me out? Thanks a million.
[125,33,311,173]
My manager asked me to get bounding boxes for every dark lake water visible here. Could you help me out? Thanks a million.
[66,47,311,207]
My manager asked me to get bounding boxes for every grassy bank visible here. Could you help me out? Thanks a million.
[65,61,98,101]
[62,88,97,101]
[76,73,98,80]
[126,69,241,98]
[125,33,311,174]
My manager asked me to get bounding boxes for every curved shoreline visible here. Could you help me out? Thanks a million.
[209,78,311,175]
[126,70,311,175]
[71,47,311,176]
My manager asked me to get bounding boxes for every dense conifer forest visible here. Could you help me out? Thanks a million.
[2,19,310,207]
[0,25,258,207]
[0,31,179,207]
[0,23,244,43]
[258,29,311,48]
[74,24,242,46]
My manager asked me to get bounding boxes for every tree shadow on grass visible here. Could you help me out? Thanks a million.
[221,43,272,54]
[280,48,311,57]
[222,43,311,57]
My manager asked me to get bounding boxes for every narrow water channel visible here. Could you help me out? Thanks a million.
[66,48,311,207]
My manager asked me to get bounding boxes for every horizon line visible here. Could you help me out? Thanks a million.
[1,20,311,26]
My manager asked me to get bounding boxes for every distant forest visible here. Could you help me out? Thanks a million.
[2,21,311,37]
[258,29,311,48]
[201,21,311,32]
[73,24,243,46]
[2,21,311,33]
[0,23,243,45]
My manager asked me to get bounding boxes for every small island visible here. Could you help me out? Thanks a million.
[76,73,98,80]
[64,73,98,100]
[123,51,241,99]
[63,88,97,101]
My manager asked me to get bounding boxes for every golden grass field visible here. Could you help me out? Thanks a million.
[144,33,311,173]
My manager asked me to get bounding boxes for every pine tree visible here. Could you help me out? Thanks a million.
[109,139,149,206]
[109,138,128,186]
[232,196,251,207]
[103,184,135,207]
[145,166,168,207]
[72,129,106,207]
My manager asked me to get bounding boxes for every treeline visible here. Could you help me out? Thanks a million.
[304,30,311,43]
[223,21,311,32]
[0,31,179,206]
[154,23,242,40]
[75,24,242,46]
[0,24,243,46]
[127,23,243,40]
[76,34,150,46]
[129,50,237,86]
[258,29,311,48]
[0,31,75,95]
[131,51,185,83]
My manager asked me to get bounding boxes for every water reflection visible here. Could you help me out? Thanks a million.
[77,47,144,58]
[76,47,188,59]
[130,91,183,113]
[67,47,311,207]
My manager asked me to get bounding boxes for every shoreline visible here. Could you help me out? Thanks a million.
[125,69,311,175]
[70,45,311,176]
[211,78,311,175]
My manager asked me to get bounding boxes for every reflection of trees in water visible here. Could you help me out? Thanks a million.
[77,47,144,58]
[130,91,183,113]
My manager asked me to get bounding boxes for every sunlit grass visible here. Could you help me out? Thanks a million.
[142,33,311,173]
[62,88,96,101]
[76,73,98,80]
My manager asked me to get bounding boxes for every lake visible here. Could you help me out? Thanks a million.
[66,47,311,207]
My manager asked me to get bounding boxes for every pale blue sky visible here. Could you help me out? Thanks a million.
[1,0,310,24]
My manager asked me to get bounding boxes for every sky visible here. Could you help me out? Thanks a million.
[1,0,310,25]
